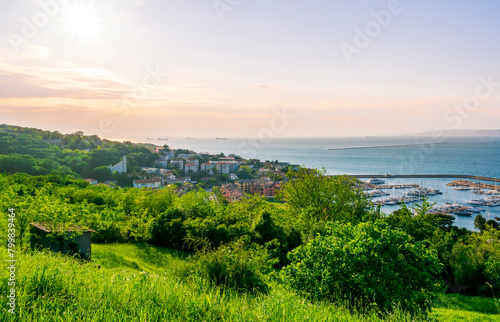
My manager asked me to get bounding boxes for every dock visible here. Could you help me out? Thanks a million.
[349,174,500,184]
[447,180,500,191]
[364,184,419,190]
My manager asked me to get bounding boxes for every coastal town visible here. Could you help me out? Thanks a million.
[83,145,297,202]
[80,143,500,220]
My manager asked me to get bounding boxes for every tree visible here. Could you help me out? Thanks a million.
[485,219,499,230]
[117,172,132,187]
[150,207,186,249]
[90,166,113,183]
[412,197,435,216]
[282,221,443,314]
[385,204,455,242]
[1,183,40,250]
[276,168,369,222]
[0,154,37,174]
[474,214,487,232]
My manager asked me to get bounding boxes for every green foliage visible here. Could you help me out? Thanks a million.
[90,166,113,182]
[0,246,449,321]
[150,207,186,249]
[251,209,302,267]
[277,168,370,223]
[187,240,275,294]
[385,205,456,242]
[432,293,500,320]
[0,154,38,175]
[282,221,443,314]
[412,197,435,216]
[0,125,157,179]
[475,214,487,232]
[447,242,484,293]
[442,228,500,295]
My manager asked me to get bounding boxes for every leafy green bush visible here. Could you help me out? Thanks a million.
[188,240,275,294]
[484,255,500,293]
[282,221,443,314]
[447,242,484,294]
[150,207,186,249]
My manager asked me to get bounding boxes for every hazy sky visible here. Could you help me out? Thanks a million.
[1,0,500,138]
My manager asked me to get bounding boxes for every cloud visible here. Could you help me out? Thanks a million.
[253,84,280,90]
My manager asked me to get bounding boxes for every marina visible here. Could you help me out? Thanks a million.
[359,175,500,229]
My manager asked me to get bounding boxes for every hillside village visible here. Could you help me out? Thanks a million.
[87,145,298,201]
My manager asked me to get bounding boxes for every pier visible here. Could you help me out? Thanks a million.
[328,142,447,151]
[447,180,500,191]
[349,174,500,184]
[364,184,419,190]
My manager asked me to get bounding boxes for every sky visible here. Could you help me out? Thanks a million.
[1,0,500,139]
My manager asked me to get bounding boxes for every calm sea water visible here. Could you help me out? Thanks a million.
[115,135,500,230]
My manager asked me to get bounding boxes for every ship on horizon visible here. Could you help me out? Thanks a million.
[216,137,227,140]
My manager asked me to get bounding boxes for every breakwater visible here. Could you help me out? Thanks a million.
[348,174,500,184]
[328,142,447,151]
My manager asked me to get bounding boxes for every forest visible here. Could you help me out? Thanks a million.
[1,125,500,320]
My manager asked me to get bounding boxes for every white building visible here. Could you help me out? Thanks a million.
[133,178,162,188]
[155,157,168,168]
[209,161,238,173]
[165,150,175,159]
[140,167,162,175]
[201,163,216,173]
[83,178,98,185]
[187,158,200,167]
[109,156,127,173]
[185,163,198,173]
[161,175,177,185]
[170,159,184,170]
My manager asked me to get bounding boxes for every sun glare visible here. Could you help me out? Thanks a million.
[62,2,102,43]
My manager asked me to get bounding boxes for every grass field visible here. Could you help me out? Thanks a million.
[1,244,499,321]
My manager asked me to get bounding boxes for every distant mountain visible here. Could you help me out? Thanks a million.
[413,129,500,137]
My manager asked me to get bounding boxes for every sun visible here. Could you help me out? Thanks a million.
[62,1,102,44]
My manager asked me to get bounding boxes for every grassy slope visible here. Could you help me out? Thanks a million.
[432,294,500,321]
[1,244,499,321]
[92,243,190,275]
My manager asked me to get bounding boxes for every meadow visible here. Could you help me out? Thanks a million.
[1,244,499,321]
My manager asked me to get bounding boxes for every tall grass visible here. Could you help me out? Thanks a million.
[0,246,431,321]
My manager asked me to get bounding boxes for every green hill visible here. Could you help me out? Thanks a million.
[1,245,499,321]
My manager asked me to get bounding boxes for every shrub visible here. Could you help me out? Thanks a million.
[281,221,443,314]
[447,242,484,294]
[484,255,500,293]
[150,207,186,249]
[189,240,275,294]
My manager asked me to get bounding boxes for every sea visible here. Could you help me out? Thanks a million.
[113,135,500,231]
